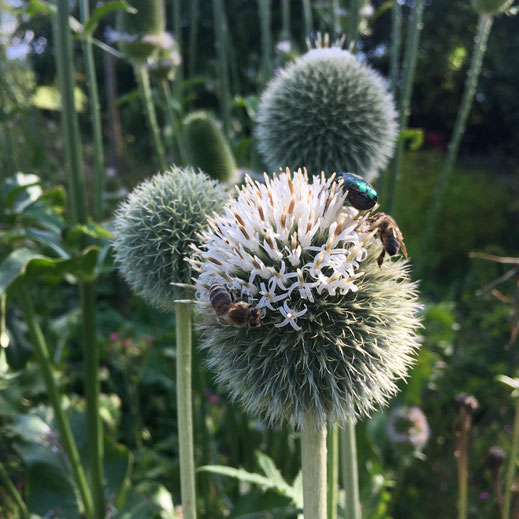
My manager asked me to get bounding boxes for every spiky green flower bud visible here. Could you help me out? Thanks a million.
[113,167,228,311]
[183,111,237,184]
[190,169,421,428]
[471,0,514,14]
[255,49,398,182]
[116,0,167,61]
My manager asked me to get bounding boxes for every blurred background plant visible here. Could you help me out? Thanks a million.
[0,0,518,518]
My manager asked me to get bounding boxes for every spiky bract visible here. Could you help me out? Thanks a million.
[116,0,166,61]
[191,169,421,428]
[255,49,398,182]
[183,111,237,183]
[471,0,514,14]
[113,167,228,312]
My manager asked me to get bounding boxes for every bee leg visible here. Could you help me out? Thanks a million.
[377,249,386,267]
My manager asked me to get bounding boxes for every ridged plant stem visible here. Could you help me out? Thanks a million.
[188,0,199,78]
[176,301,196,519]
[79,282,105,519]
[54,4,105,517]
[281,0,290,40]
[301,413,327,519]
[54,0,88,225]
[258,0,273,85]
[160,80,188,165]
[348,0,361,52]
[135,64,167,170]
[173,0,183,102]
[0,461,29,519]
[418,14,493,271]
[330,0,339,41]
[341,420,361,519]
[389,0,402,96]
[19,288,94,519]
[503,397,519,519]
[456,409,471,519]
[302,0,313,40]
[79,0,105,221]
[212,0,231,135]
[327,424,339,519]
[385,0,425,214]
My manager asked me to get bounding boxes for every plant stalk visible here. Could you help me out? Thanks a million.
[19,288,94,519]
[0,461,30,519]
[281,0,290,40]
[176,301,196,519]
[302,0,313,40]
[418,14,493,271]
[79,282,105,519]
[160,80,188,165]
[341,419,361,519]
[212,0,232,135]
[389,0,402,96]
[455,408,472,519]
[348,0,361,51]
[54,0,89,225]
[258,0,273,86]
[385,0,425,213]
[330,0,340,41]
[135,64,167,171]
[301,413,327,519]
[188,0,200,79]
[173,0,184,102]
[327,423,339,519]
[79,0,105,221]
[504,398,519,519]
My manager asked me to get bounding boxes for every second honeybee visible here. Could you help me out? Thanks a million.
[209,283,261,328]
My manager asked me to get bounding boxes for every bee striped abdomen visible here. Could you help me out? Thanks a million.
[209,283,233,315]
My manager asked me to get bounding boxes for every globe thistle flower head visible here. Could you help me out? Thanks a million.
[113,167,228,312]
[387,405,430,451]
[255,48,398,182]
[190,169,421,428]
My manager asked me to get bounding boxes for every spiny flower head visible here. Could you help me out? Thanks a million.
[387,405,430,450]
[113,167,228,312]
[190,168,421,428]
[255,48,398,182]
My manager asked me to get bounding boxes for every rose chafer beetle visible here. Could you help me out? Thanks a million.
[337,172,378,211]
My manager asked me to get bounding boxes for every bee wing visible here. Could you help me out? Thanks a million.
[400,238,408,258]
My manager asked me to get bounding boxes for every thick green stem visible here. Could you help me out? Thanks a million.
[456,412,471,519]
[19,289,94,519]
[212,0,231,135]
[188,0,199,79]
[80,282,105,519]
[135,64,167,171]
[302,0,313,40]
[281,0,290,40]
[389,0,402,96]
[54,0,89,225]
[329,0,339,42]
[504,398,519,519]
[385,0,425,213]
[258,0,273,86]
[175,302,196,519]
[79,0,105,222]
[173,0,184,103]
[327,424,339,519]
[341,419,361,519]
[348,0,361,52]
[418,14,493,271]
[160,80,188,165]
[0,461,29,519]
[301,413,327,519]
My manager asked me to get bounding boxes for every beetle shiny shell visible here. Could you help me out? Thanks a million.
[338,172,378,211]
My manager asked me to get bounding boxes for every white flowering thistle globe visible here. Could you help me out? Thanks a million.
[255,48,398,182]
[190,169,421,428]
[113,167,228,312]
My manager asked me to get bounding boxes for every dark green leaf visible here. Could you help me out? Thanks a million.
[83,1,137,36]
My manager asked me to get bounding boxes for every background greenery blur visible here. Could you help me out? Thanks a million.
[0,0,518,518]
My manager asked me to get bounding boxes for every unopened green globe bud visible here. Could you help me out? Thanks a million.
[471,0,514,14]
[113,167,228,311]
[148,40,182,82]
[255,48,397,182]
[116,0,166,61]
[184,111,237,184]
